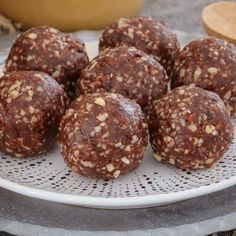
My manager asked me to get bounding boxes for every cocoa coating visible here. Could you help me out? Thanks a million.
[171,37,236,115]
[149,85,233,170]
[0,71,68,157]
[4,26,89,98]
[78,46,168,114]
[59,92,148,179]
[99,16,180,75]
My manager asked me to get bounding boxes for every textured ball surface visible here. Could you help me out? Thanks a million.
[59,92,148,179]
[149,85,233,170]
[171,37,236,115]
[4,26,89,97]
[0,71,68,157]
[99,16,180,75]
[78,46,168,114]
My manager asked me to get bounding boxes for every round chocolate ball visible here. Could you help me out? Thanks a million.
[59,92,148,179]
[77,46,168,114]
[4,26,89,98]
[99,16,180,75]
[0,71,68,157]
[171,37,236,115]
[149,85,233,170]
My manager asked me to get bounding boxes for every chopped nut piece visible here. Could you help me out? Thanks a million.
[86,103,92,111]
[212,130,218,136]
[153,153,163,161]
[193,137,198,145]
[117,18,128,28]
[131,135,139,144]
[28,33,37,39]
[205,125,216,134]
[15,153,24,158]
[224,91,231,100]
[52,70,60,78]
[20,110,26,116]
[106,163,115,172]
[194,66,202,80]
[28,106,35,114]
[198,138,203,146]
[187,124,197,132]
[81,160,94,168]
[96,113,108,122]
[205,158,214,165]
[9,90,19,99]
[74,150,80,158]
[115,141,122,147]
[127,28,134,39]
[113,170,121,178]
[90,131,95,137]
[36,86,44,92]
[124,145,131,152]
[101,131,109,138]
[116,75,123,82]
[94,126,102,133]
[207,67,218,75]
[28,90,33,97]
[178,89,185,95]
[164,136,172,143]
[31,116,38,123]
[180,118,186,127]
[94,97,106,106]
[169,158,175,165]
[121,157,130,164]
[179,69,185,77]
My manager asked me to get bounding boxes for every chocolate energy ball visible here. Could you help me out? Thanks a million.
[4,26,89,98]
[0,71,68,157]
[149,85,233,170]
[59,92,148,179]
[78,46,168,114]
[99,16,180,75]
[171,37,236,115]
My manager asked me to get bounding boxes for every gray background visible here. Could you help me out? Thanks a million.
[142,0,235,34]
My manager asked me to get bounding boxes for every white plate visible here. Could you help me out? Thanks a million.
[0,35,236,209]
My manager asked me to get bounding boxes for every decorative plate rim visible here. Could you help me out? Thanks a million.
[0,173,235,209]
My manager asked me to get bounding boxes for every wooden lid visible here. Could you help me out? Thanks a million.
[202,1,236,45]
